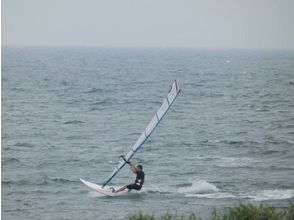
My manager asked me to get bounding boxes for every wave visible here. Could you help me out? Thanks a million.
[88,98,113,111]
[83,88,104,93]
[193,155,257,168]
[32,177,77,186]
[261,149,282,155]
[246,189,294,201]
[64,120,85,125]
[215,157,258,168]
[177,180,219,194]
[142,184,173,195]
[183,189,294,201]
[185,192,237,199]
[2,158,20,164]
[11,87,26,92]
[51,177,76,184]
[175,179,294,201]
[2,179,30,186]
[221,140,244,145]
[14,142,35,148]
[91,100,108,105]
[2,176,78,186]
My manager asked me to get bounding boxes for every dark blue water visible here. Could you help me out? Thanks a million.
[2,47,294,220]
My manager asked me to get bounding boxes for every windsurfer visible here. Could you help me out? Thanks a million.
[111,157,145,193]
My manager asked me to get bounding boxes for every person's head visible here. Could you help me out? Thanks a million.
[135,164,143,172]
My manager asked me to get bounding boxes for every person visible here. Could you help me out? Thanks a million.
[111,157,145,193]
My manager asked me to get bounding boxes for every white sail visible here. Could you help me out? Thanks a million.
[102,80,181,187]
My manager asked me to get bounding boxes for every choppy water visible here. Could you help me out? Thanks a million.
[2,47,294,220]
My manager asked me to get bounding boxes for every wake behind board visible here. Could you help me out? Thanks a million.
[80,178,129,197]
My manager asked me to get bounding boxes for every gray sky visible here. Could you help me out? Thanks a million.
[2,0,294,49]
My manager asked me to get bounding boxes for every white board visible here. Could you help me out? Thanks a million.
[80,178,129,197]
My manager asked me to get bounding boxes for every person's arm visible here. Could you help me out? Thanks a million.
[130,163,136,173]
[121,156,136,172]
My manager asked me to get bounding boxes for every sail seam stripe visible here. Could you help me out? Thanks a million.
[155,112,159,121]
[166,96,170,105]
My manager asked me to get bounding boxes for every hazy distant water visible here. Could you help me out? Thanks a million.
[2,47,294,220]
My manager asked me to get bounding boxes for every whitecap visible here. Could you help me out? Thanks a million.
[185,192,236,199]
[178,180,219,194]
[247,189,294,201]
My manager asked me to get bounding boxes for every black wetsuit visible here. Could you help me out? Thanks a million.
[126,171,145,190]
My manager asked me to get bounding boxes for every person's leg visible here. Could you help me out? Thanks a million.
[111,185,128,193]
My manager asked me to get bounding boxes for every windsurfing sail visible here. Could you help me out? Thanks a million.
[102,80,181,187]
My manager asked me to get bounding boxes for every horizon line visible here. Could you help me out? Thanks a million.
[2,44,294,51]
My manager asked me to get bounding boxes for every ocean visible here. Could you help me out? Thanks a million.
[2,47,294,219]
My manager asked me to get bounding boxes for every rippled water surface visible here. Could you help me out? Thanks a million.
[2,47,294,219]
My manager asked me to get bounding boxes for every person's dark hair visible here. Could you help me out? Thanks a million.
[137,164,143,170]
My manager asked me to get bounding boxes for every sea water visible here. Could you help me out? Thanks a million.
[2,47,294,220]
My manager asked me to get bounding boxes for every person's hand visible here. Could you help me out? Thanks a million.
[120,155,131,164]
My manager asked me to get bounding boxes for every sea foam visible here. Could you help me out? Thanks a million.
[248,189,294,201]
[178,180,219,194]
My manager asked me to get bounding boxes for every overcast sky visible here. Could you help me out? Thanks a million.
[2,0,294,49]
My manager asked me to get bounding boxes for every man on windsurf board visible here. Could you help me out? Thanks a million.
[110,157,145,193]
